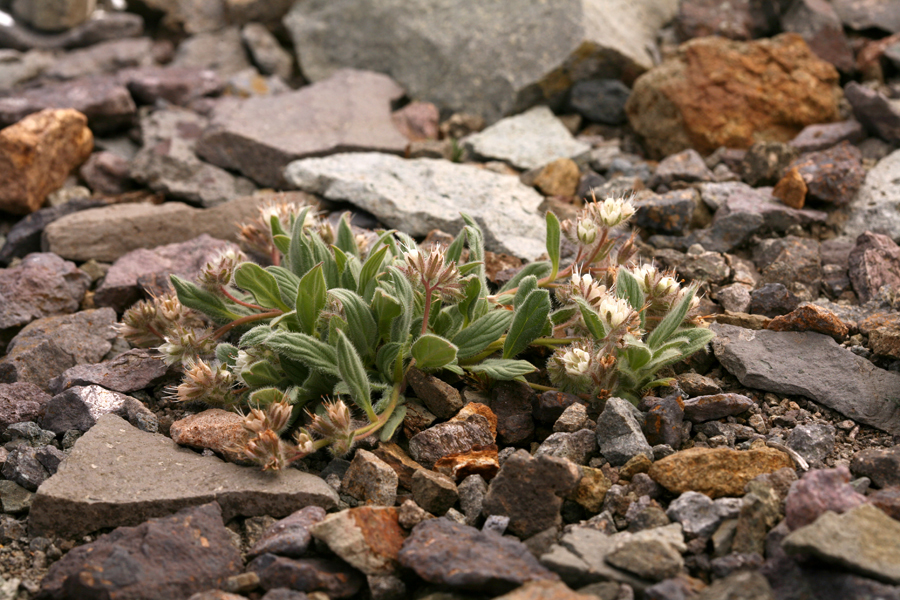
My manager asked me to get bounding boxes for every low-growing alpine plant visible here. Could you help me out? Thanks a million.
[119,194,713,470]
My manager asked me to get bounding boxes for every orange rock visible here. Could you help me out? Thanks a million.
[772,167,807,209]
[433,444,500,482]
[626,34,841,157]
[766,303,849,340]
[169,408,252,465]
[311,506,406,575]
[859,313,900,359]
[0,108,93,215]
[648,446,794,498]
[453,402,497,439]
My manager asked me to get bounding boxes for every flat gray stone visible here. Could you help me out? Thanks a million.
[783,504,900,584]
[130,108,256,207]
[42,194,275,263]
[284,0,677,124]
[197,69,407,188]
[29,414,338,539]
[284,152,546,259]
[464,106,590,170]
[844,148,900,241]
[711,323,900,435]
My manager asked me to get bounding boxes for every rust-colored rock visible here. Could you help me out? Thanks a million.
[433,444,500,482]
[773,167,807,209]
[859,313,900,359]
[310,506,406,575]
[648,446,794,498]
[567,466,612,513]
[168,409,252,464]
[766,303,849,340]
[0,108,93,215]
[372,442,425,490]
[626,34,841,157]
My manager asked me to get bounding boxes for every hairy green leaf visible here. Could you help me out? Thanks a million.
[234,262,291,311]
[215,343,238,367]
[498,261,552,294]
[329,288,378,357]
[647,285,697,350]
[466,358,536,380]
[170,275,243,324]
[453,310,513,359]
[574,297,608,340]
[513,275,538,309]
[265,331,339,377]
[503,289,551,359]
[546,211,561,280]
[296,263,326,335]
[335,212,359,256]
[335,329,374,418]
[411,334,458,371]
[357,244,390,302]
[615,268,646,326]
[379,403,407,442]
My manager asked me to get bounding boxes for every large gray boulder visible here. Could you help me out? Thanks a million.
[843,149,900,241]
[283,0,678,123]
[283,152,547,259]
[711,323,900,435]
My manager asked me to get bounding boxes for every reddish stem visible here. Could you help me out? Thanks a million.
[220,286,266,311]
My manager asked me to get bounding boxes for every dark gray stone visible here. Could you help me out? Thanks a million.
[0,197,104,266]
[595,397,652,467]
[247,554,364,598]
[711,323,900,435]
[123,66,223,106]
[248,506,327,559]
[0,11,143,52]
[786,423,835,466]
[666,491,743,539]
[48,349,171,395]
[683,394,754,423]
[633,189,697,234]
[42,385,158,435]
[789,120,865,153]
[1,445,49,491]
[534,429,598,465]
[407,414,494,469]
[0,382,52,434]
[569,79,631,125]
[748,283,800,317]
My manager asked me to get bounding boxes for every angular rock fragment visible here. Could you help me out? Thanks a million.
[407,413,494,468]
[169,409,250,464]
[310,506,405,576]
[248,506,326,559]
[247,555,364,598]
[49,348,170,395]
[42,385,157,434]
[342,449,398,507]
[0,253,90,330]
[29,414,337,538]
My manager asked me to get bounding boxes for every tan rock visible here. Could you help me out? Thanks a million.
[533,158,581,197]
[773,167,807,209]
[452,402,498,439]
[492,580,597,600]
[859,313,900,359]
[626,34,841,157]
[310,506,406,575]
[648,446,794,498]
[169,409,251,465]
[372,442,425,490]
[766,303,850,341]
[568,466,612,513]
[0,108,93,215]
[433,444,500,482]
[619,453,653,480]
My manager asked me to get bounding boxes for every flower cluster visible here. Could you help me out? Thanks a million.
[117,292,208,349]
[238,199,332,263]
[547,340,618,398]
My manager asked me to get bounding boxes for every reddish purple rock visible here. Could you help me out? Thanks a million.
[848,231,900,304]
[784,466,867,530]
[0,382,51,434]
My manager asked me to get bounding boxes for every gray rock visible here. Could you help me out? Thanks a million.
[42,194,275,263]
[711,323,900,435]
[284,0,678,124]
[0,308,118,392]
[1,445,50,492]
[44,37,155,80]
[123,66,224,107]
[405,368,464,420]
[595,397,652,467]
[482,449,581,538]
[696,570,773,600]
[464,106,590,170]
[633,189,697,234]
[458,474,488,527]
[198,69,407,188]
[41,385,157,435]
[284,152,547,260]
[553,402,590,433]
[0,480,33,514]
[95,234,239,312]
[782,0,855,73]
[29,414,338,539]
[534,429,598,465]
[341,449,398,507]
[832,0,900,34]
[666,491,743,539]
[0,48,54,91]
[5,421,56,447]
[848,231,900,304]
[786,423,835,466]
[79,151,132,195]
[130,108,256,208]
[171,26,251,77]
[789,120,866,153]
[0,75,136,134]
[604,537,684,582]
[38,503,243,600]
[0,253,90,330]
[651,149,715,188]
[247,505,327,559]
[241,23,293,81]
[48,349,169,396]
[844,148,900,241]
[748,283,801,318]
[398,518,559,594]
[569,79,631,125]
[0,11,143,52]
[783,504,900,584]
[11,0,95,32]
[850,446,900,489]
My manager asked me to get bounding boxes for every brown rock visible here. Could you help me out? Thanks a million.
[648,446,794,498]
[433,444,500,482]
[859,313,900,359]
[619,453,653,480]
[0,108,92,215]
[533,158,581,197]
[772,167,807,209]
[372,442,425,490]
[0,252,91,329]
[310,506,406,576]
[452,402,497,438]
[567,466,613,513]
[0,382,51,433]
[408,413,494,468]
[675,0,777,41]
[788,141,864,205]
[247,505,326,559]
[411,469,458,515]
[781,0,855,73]
[766,303,850,340]
[406,367,463,419]
[626,34,841,157]
[169,409,252,465]
[789,119,865,153]
[492,380,536,446]
[341,449,398,507]
[492,580,596,600]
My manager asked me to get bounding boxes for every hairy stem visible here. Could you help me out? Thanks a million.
[219,286,266,311]
[210,309,283,340]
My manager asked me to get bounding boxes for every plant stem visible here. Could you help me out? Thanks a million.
[220,286,266,311]
[421,285,433,335]
[210,310,283,340]
[527,382,558,392]
[351,381,402,441]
